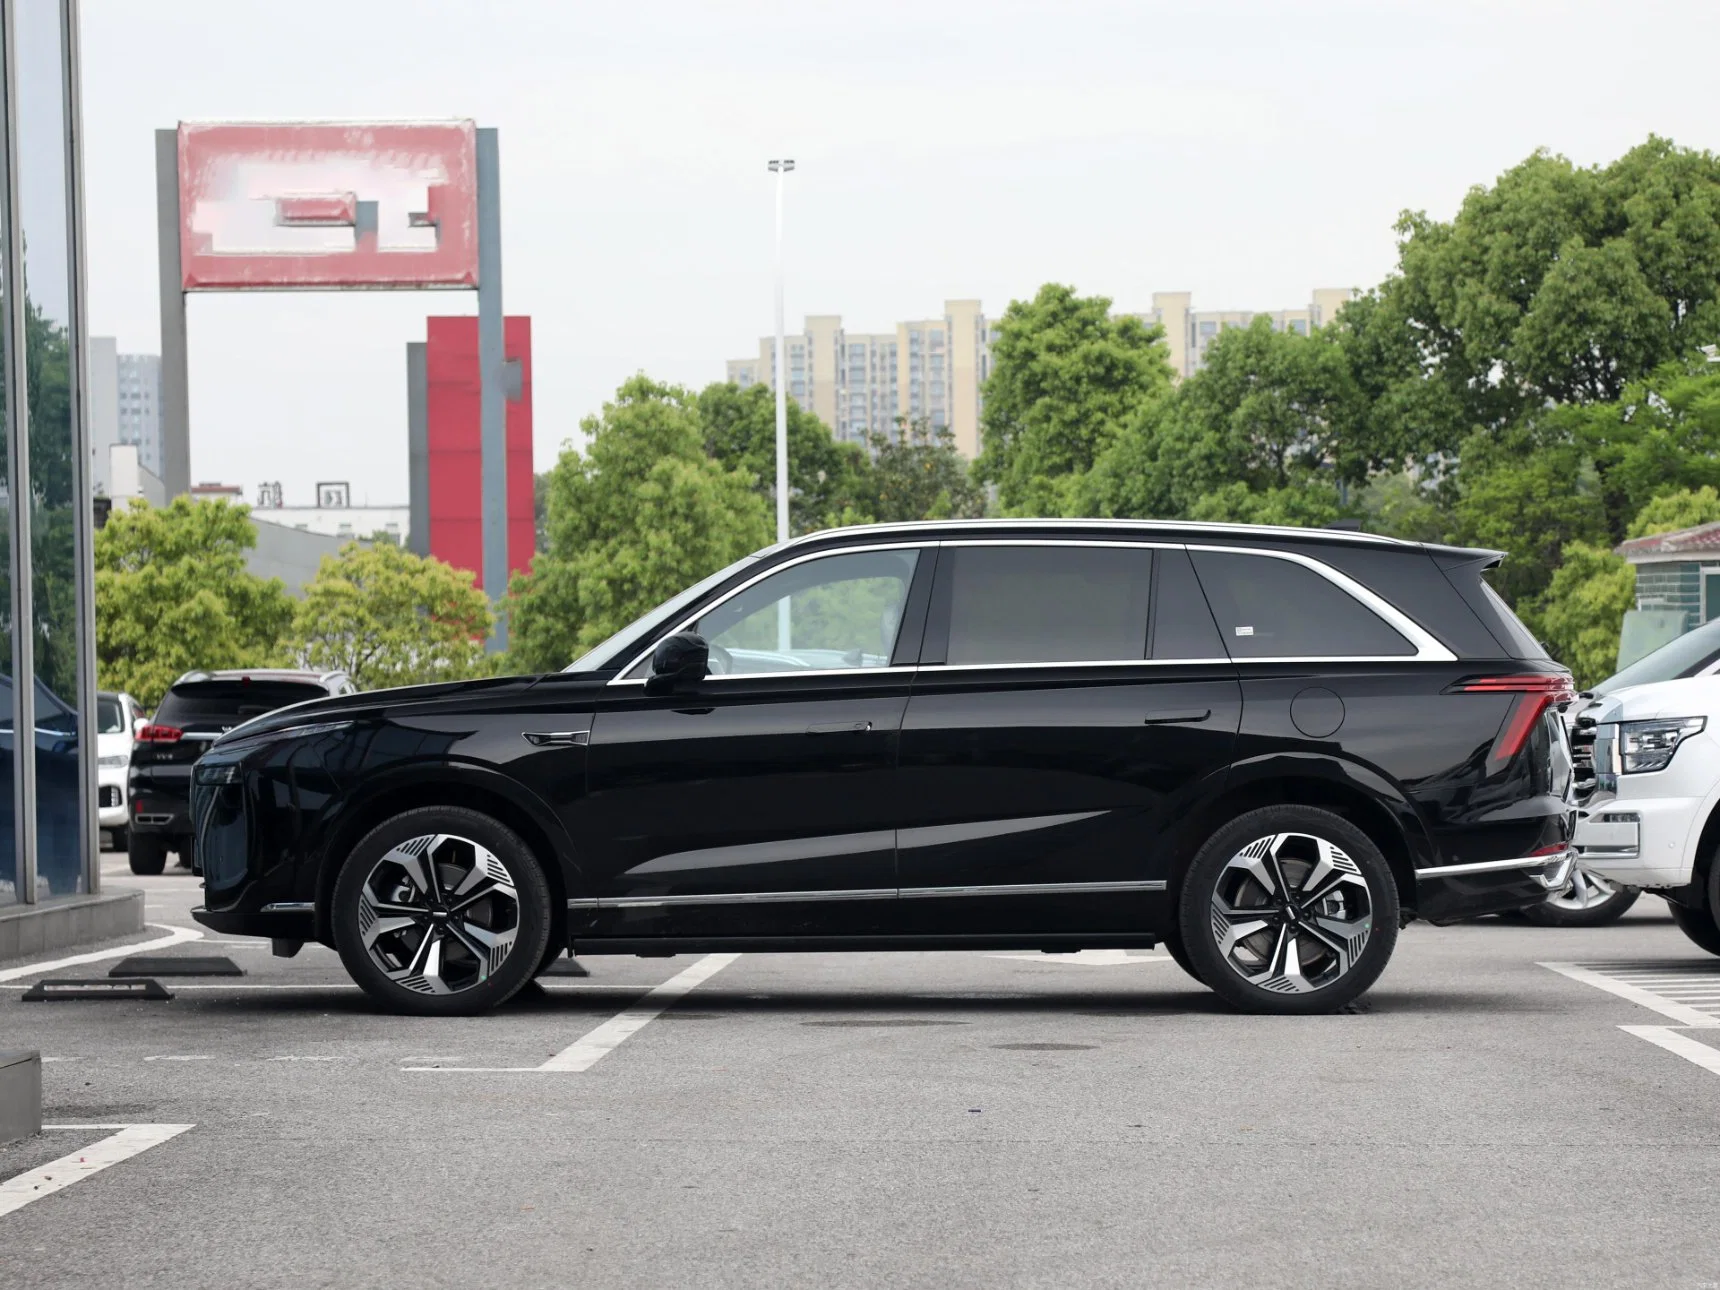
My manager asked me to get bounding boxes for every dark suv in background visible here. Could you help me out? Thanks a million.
[129,669,353,874]
[189,520,1576,1015]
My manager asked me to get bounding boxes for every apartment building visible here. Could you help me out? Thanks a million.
[725,290,1353,458]
[726,299,993,458]
[1132,288,1355,379]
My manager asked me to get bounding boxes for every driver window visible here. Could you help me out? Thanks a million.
[631,549,921,677]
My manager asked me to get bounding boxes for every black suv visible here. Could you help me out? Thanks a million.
[190,521,1575,1015]
[128,669,353,874]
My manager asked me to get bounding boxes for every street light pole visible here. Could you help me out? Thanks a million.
[768,159,795,652]
[768,159,795,545]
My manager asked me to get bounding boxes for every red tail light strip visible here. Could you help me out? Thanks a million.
[1446,674,1576,762]
[137,724,183,743]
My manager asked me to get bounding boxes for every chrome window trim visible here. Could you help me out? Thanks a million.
[260,901,316,913]
[1185,543,1456,663]
[607,541,928,685]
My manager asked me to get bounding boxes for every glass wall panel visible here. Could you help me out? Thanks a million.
[0,9,16,904]
[17,0,83,897]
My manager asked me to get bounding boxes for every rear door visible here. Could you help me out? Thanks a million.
[893,541,1242,934]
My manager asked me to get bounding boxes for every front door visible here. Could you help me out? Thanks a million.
[577,545,930,938]
[894,542,1241,934]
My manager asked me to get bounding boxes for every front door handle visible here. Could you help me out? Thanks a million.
[806,720,874,735]
[523,731,590,747]
[1141,709,1211,725]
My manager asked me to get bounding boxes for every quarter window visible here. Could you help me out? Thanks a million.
[1189,550,1414,658]
[940,546,1153,664]
[654,549,920,676]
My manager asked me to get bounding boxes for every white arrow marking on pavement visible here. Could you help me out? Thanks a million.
[0,923,204,983]
[985,950,1171,966]
[0,1125,194,1219]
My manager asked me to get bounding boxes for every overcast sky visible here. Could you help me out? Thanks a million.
[80,0,1720,506]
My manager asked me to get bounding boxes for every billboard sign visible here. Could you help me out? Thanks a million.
[178,121,479,290]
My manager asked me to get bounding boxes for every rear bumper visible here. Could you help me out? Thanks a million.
[190,903,315,941]
[1413,849,1575,924]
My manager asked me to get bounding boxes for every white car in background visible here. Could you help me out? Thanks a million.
[1571,671,1720,951]
[97,690,145,851]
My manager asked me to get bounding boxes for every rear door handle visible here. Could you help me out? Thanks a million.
[807,721,874,735]
[1141,709,1211,725]
[523,731,590,747]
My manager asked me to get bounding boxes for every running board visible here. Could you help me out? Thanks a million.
[571,932,1161,956]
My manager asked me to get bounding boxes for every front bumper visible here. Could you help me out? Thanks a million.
[1414,849,1576,924]
[1574,792,1702,889]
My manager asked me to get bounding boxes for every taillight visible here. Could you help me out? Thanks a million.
[1446,673,1576,762]
[137,724,183,743]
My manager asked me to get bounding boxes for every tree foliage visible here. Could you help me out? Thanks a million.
[507,376,773,672]
[95,498,294,709]
[292,542,493,689]
[699,381,873,534]
[1526,542,1637,689]
[864,417,985,523]
[977,283,1174,515]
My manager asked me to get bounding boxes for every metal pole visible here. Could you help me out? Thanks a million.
[476,128,507,651]
[154,128,189,499]
[768,159,794,652]
[405,341,428,557]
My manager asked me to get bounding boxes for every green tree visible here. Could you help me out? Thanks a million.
[1391,138,1720,435]
[94,498,294,709]
[507,376,773,672]
[698,381,873,534]
[1627,485,1720,539]
[864,417,986,523]
[290,542,492,689]
[977,283,1174,515]
[1526,542,1637,688]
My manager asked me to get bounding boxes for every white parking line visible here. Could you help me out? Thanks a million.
[1620,1026,1720,1077]
[0,924,203,984]
[1539,961,1720,1027]
[0,1124,193,1219]
[406,952,741,1073]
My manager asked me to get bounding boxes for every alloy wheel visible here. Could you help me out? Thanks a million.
[1545,864,1622,913]
[1208,831,1374,995]
[355,833,521,996]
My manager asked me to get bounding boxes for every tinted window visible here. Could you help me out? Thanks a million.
[1479,579,1550,660]
[1152,548,1226,659]
[1190,550,1414,658]
[97,697,127,734]
[155,681,329,729]
[942,545,1152,664]
[684,549,919,675]
[1598,615,1720,693]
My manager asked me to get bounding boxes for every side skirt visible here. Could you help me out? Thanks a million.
[571,932,1161,956]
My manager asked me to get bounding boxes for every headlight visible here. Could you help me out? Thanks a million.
[98,753,129,768]
[193,761,243,786]
[1612,716,1706,774]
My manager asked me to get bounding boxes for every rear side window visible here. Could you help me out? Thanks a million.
[1478,580,1550,660]
[1190,550,1415,659]
[940,545,1152,664]
[155,681,328,729]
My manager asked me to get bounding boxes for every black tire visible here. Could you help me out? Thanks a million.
[332,806,552,1016]
[110,826,129,854]
[1668,900,1720,956]
[128,836,167,875]
[1178,804,1400,1016]
[1157,922,1205,984]
[1519,867,1640,928]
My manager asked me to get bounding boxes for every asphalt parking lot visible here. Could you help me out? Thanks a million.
[6,859,1720,1288]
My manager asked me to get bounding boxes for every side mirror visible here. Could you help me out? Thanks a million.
[645,632,710,696]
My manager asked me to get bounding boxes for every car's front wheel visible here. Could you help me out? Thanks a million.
[127,836,166,876]
[1178,805,1400,1015]
[1519,865,1639,927]
[1668,899,1720,956]
[332,806,553,1016]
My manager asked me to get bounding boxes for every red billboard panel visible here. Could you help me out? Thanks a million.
[178,121,478,290]
[425,316,534,589]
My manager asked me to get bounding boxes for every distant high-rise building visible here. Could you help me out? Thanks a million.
[724,290,1354,459]
[726,299,994,458]
[88,339,165,496]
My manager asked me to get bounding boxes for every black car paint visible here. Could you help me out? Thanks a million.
[191,523,1574,954]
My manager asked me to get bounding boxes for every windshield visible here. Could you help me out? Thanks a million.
[1597,617,1720,694]
[97,696,127,734]
[563,553,764,672]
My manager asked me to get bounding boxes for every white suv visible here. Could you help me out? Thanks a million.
[1573,675,1720,951]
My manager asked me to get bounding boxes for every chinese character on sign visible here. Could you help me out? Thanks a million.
[317,482,350,509]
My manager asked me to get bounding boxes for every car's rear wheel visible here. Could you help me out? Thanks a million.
[332,806,552,1016]
[1519,865,1639,927]
[1668,900,1720,956]
[109,826,129,853]
[1178,805,1399,1015]
[127,836,166,876]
